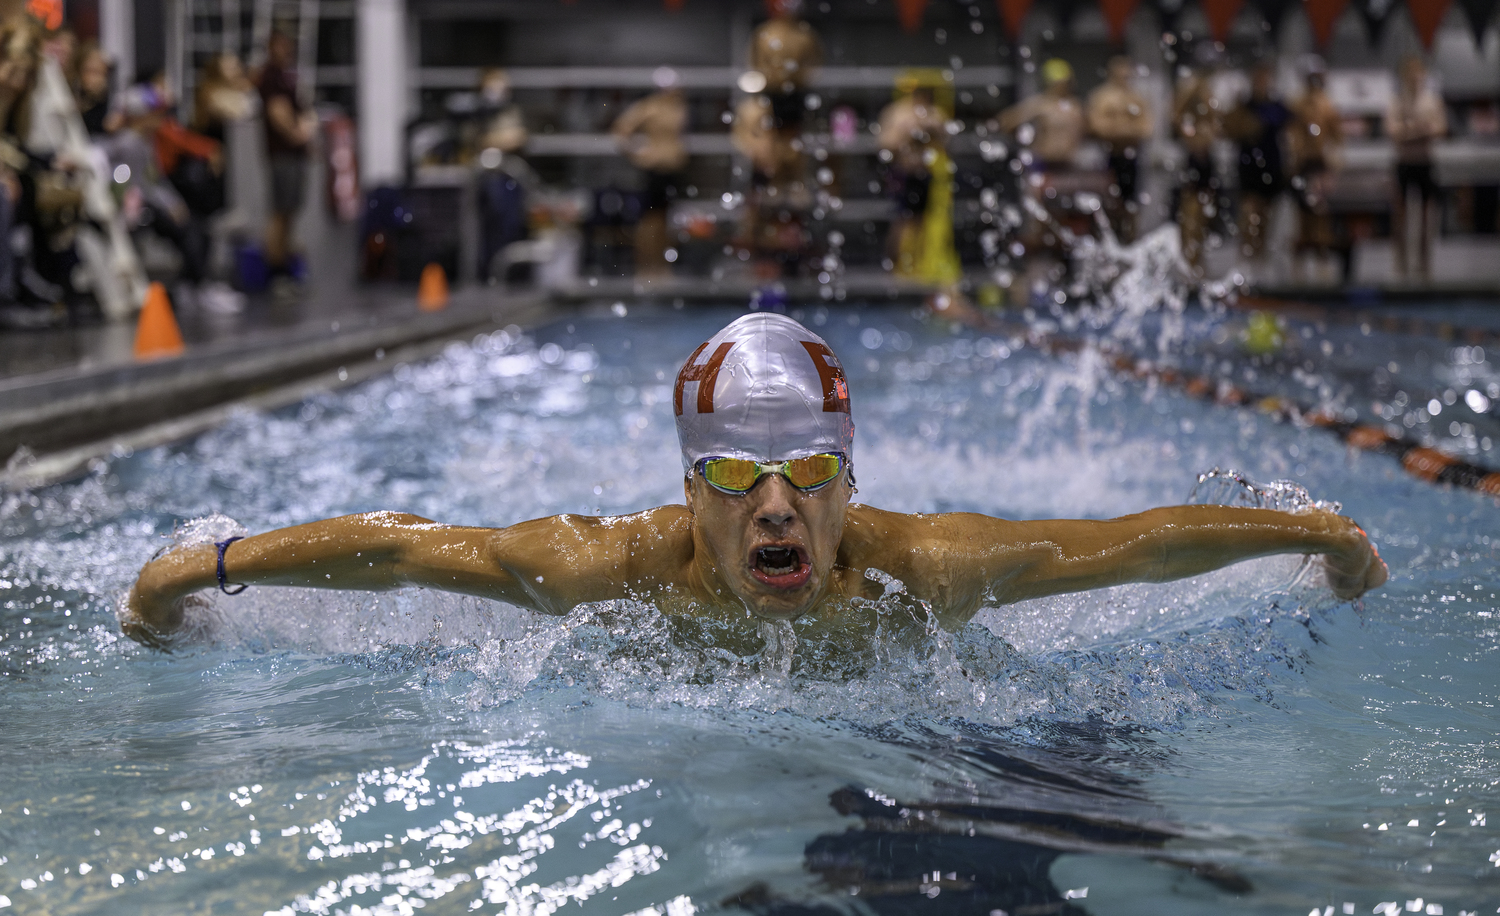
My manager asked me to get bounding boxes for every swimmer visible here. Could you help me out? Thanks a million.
[124,313,1387,647]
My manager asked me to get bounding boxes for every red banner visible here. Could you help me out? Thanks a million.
[896,0,929,31]
[997,0,1035,37]
[1407,0,1452,46]
[1202,0,1246,40]
[1100,0,1141,41]
[1303,0,1350,46]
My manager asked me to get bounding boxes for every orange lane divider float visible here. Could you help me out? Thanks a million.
[1099,350,1500,499]
[133,282,185,360]
[418,262,449,312]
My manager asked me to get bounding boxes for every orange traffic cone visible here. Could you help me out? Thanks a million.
[418,262,449,312]
[133,282,185,360]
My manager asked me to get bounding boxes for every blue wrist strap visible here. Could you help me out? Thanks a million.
[215,537,248,595]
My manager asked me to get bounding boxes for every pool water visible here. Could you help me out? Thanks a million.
[2,303,1498,915]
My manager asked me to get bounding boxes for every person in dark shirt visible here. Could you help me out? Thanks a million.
[257,30,316,293]
[1225,63,1291,267]
[115,73,220,297]
[69,42,121,137]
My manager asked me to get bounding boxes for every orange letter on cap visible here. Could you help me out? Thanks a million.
[800,342,850,413]
[675,341,734,415]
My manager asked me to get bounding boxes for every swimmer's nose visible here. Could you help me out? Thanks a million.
[754,476,797,528]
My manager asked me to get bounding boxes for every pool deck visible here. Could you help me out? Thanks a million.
[0,285,558,490]
[0,270,945,490]
[1,265,1495,491]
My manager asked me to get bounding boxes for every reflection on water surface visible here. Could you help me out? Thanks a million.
[2,304,1499,914]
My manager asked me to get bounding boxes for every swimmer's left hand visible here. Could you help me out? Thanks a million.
[1320,517,1388,601]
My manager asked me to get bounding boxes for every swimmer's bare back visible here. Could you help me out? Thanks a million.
[123,501,1386,647]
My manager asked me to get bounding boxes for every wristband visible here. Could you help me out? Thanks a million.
[215,537,248,595]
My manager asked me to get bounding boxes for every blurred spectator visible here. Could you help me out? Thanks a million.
[1087,57,1153,242]
[732,89,805,278]
[461,68,532,282]
[68,41,120,136]
[1224,63,1290,268]
[461,67,527,163]
[1172,68,1221,272]
[999,59,1085,171]
[750,0,821,130]
[1384,55,1446,281]
[751,0,821,98]
[41,24,71,67]
[193,52,253,143]
[1288,60,1343,280]
[877,84,947,277]
[731,94,779,182]
[257,29,316,296]
[999,59,1084,273]
[0,15,35,324]
[184,53,252,299]
[116,72,219,301]
[611,68,687,279]
[0,15,93,327]
[729,1,821,279]
[744,0,821,197]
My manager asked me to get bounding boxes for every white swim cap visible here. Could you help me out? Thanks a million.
[674,313,853,472]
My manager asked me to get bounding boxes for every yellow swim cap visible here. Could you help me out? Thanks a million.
[1042,58,1073,86]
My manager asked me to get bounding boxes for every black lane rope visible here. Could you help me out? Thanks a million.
[974,312,1500,500]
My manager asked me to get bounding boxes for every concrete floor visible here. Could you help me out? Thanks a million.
[0,217,565,488]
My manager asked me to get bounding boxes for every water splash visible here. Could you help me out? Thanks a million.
[1189,467,1342,515]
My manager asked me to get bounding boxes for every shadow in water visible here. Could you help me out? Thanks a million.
[726,721,1250,914]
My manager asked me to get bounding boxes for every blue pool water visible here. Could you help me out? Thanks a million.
[2,302,1498,915]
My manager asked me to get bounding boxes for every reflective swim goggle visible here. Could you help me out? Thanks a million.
[694,452,846,495]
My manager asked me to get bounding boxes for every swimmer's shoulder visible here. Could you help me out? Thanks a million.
[496,506,692,548]
[842,505,1025,570]
[488,507,696,596]
[842,504,949,566]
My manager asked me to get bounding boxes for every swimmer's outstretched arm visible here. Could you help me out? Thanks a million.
[124,508,692,645]
[882,505,1386,623]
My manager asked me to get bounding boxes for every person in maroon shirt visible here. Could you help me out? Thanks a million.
[257,30,316,291]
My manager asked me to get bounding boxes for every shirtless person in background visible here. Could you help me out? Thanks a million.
[999,60,1086,279]
[612,69,689,279]
[740,0,821,194]
[1384,56,1446,280]
[1289,61,1344,281]
[125,314,1387,647]
[1087,57,1154,242]
[878,85,948,268]
[999,59,1085,172]
[749,0,822,136]
[1173,68,1223,272]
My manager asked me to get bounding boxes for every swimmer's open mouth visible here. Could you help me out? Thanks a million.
[750,544,811,589]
